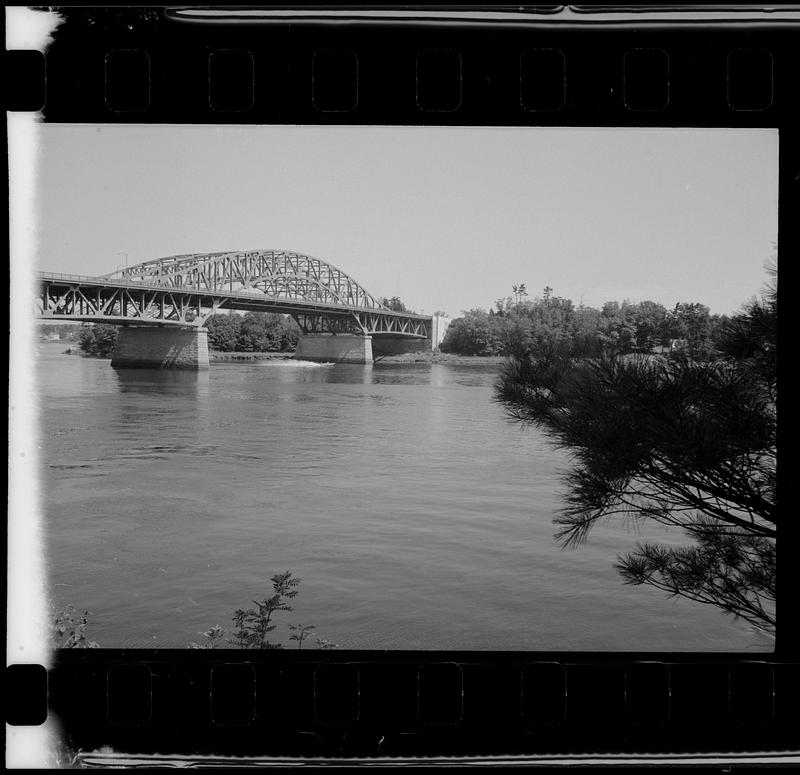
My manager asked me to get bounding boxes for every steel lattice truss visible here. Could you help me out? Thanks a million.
[37,249,430,338]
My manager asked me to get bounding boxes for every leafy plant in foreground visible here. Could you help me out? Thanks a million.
[226,571,300,648]
[189,625,226,649]
[288,623,316,649]
[52,605,99,649]
[190,571,337,649]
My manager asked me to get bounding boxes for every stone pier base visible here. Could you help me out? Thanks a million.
[293,334,373,364]
[110,326,210,370]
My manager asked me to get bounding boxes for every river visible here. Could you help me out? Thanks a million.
[34,342,771,651]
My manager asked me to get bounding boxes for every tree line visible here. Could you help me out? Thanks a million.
[441,286,729,359]
[494,268,777,636]
[204,312,301,353]
[76,312,303,357]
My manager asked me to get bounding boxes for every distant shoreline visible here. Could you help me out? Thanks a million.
[209,350,508,365]
[210,351,292,362]
[55,343,507,366]
[374,351,508,365]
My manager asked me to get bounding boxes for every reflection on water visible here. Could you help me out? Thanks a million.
[320,363,374,385]
[35,344,769,651]
[114,367,210,396]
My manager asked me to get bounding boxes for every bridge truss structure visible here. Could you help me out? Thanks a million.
[37,249,431,339]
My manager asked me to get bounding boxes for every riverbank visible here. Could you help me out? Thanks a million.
[374,351,508,365]
[210,351,292,362]
[211,350,508,365]
[56,345,506,366]
[60,345,506,366]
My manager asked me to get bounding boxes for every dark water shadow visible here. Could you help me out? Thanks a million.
[112,368,210,397]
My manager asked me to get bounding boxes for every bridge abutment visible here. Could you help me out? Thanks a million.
[293,334,373,364]
[110,326,210,370]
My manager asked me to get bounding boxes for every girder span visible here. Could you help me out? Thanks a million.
[104,249,390,312]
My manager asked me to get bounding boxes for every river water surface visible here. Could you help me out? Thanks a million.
[36,342,771,651]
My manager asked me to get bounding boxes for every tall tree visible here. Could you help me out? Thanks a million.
[440,309,500,355]
[630,300,669,350]
[669,302,713,355]
[714,263,776,398]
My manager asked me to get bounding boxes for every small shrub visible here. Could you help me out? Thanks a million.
[190,572,336,649]
[229,571,300,648]
[288,623,316,649]
[52,605,99,649]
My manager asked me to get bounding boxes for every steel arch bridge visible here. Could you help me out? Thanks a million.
[37,249,431,339]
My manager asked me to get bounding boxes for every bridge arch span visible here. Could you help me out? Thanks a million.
[104,249,391,312]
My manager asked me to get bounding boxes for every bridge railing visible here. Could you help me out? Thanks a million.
[38,271,106,282]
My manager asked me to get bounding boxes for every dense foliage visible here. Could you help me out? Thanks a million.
[441,288,728,359]
[76,312,302,358]
[495,269,777,634]
[205,312,301,353]
[380,296,408,312]
[77,324,119,357]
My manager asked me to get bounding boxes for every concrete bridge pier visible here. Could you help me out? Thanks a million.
[110,326,210,370]
[293,333,373,364]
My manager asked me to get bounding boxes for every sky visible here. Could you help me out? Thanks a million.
[30,124,777,317]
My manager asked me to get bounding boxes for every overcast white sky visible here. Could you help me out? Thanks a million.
[31,124,777,317]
